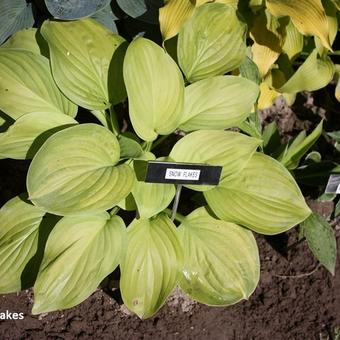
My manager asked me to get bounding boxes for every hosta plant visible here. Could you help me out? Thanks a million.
[0,0,337,319]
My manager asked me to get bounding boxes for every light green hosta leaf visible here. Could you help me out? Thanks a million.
[279,49,334,93]
[0,112,77,160]
[239,56,261,85]
[266,0,332,50]
[0,49,77,120]
[132,182,175,218]
[0,0,34,45]
[0,196,45,293]
[282,20,304,61]
[1,28,48,57]
[179,76,259,131]
[120,214,183,319]
[41,19,126,110]
[132,154,176,218]
[170,130,261,190]
[118,134,143,160]
[300,213,337,275]
[44,0,111,20]
[32,212,126,314]
[279,120,323,170]
[178,207,260,305]
[178,3,247,82]
[205,152,312,235]
[123,37,184,141]
[27,124,135,216]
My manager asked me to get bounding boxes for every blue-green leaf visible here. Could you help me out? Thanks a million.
[0,0,34,45]
[44,0,111,20]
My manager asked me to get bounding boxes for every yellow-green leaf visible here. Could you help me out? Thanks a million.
[258,81,281,109]
[120,214,183,319]
[1,28,48,56]
[179,75,260,131]
[0,196,45,293]
[27,124,135,216]
[159,0,195,41]
[279,120,323,169]
[205,152,312,234]
[251,9,288,77]
[266,0,332,50]
[170,130,261,191]
[178,3,247,82]
[0,112,77,160]
[196,0,238,6]
[0,49,77,120]
[282,20,304,61]
[315,0,338,54]
[279,49,334,93]
[33,213,126,314]
[178,207,260,305]
[41,19,127,110]
[335,64,340,102]
[123,37,184,141]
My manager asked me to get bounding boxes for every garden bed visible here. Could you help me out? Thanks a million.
[0,94,339,339]
[0,217,339,339]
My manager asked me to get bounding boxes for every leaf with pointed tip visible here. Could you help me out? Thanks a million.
[132,154,176,218]
[178,207,260,305]
[179,76,259,132]
[279,120,323,170]
[0,49,77,120]
[239,56,261,85]
[314,0,338,54]
[300,213,337,275]
[41,19,126,110]
[120,214,183,319]
[27,124,135,216]
[32,212,126,314]
[178,3,247,82]
[0,112,77,160]
[159,0,195,41]
[0,196,45,293]
[0,0,34,45]
[170,130,261,191]
[279,49,334,93]
[118,134,143,160]
[282,20,304,61]
[44,0,111,20]
[205,152,312,235]
[266,0,332,50]
[123,37,184,141]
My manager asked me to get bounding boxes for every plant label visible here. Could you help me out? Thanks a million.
[325,174,340,194]
[134,161,222,185]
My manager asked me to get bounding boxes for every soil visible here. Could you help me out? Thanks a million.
[0,93,340,339]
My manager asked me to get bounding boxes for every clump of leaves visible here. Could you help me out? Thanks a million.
[0,0,338,319]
